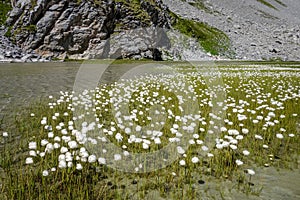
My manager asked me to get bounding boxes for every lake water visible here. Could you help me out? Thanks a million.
[0,62,80,125]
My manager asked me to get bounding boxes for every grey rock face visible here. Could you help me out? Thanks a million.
[2,0,299,61]
[3,0,172,61]
[0,26,46,62]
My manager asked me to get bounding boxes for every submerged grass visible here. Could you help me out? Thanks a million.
[0,64,299,199]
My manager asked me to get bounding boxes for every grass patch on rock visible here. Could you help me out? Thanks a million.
[0,0,11,25]
[256,0,277,10]
[170,12,233,57]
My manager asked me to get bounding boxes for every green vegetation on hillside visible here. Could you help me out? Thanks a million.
[0,0,11,25]
[274,0,287,7]
[170,12,233,56]
[257,0,277,10]
[114,0,151,25]
[181,0,213,13]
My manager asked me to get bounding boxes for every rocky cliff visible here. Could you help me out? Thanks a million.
[0,0,235,61]
[1,0,299,61]
[2,0,171,61]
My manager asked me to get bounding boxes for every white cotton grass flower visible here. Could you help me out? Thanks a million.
[51,167,56,172]
[177,146,185,154]
[115,133,123,142]
[228,129,239,135]
[53,143,60,149]
[235,159,243,166]
[263,144,269,149]
[216,143,223,149]
[241,128,249,134]
[25,157,34,164]
[67,162,73,168]
[193,134,199,139]
[41,139,49,146]
[125,127,131,134]
[58,154,65,162]
[41,118,47,125]
[236,135,244,140]
[58,160,67,168]
[230,144,237,150]
[189,139,195,145]
[154,137,161,144]
[123,151,130,156]
[142,143,149,149]
[29,150,37,157]
[42,170,49,177]
[61,129,68,135]
[196,140,203,145]
[246,169,255,175]
[191,156,199,164]
[98,157,106,165]
[207,153,214,157]
[88,155,97,163]
[276,133,284,139]
[54,136,61,142]
[30,113,35,117]
[68,141,78,149]
[220,127,227,132]
[48,132,54,138]
[65,152,73,162]
[289,134,295,137]
[179,160,186,166]
[114,154,122,161]
[242,150,250,156]
[29,142,37,150]
[201,146,209,151]
[45,143,54,153]
[254,134,263,140]
[2,132,8,137]
[76,163,83,170]
[60,146,68,154]
[279,128,286,132]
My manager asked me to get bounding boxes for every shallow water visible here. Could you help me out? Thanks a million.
[0,62,80,125]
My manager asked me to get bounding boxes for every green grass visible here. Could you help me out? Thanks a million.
[274,0,287,7]
[181,0,214,13]
[114,0,151,26]
[256,0,277,10]
[170,12,233,56]
[0,0,11,25]
[0,63,299,199]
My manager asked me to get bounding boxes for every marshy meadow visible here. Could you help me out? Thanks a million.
[0,61,299,199]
